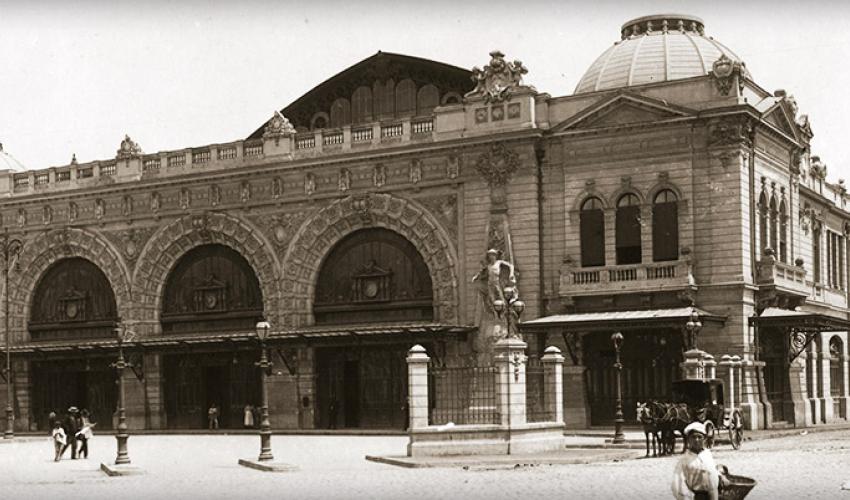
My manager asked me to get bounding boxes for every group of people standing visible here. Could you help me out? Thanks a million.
[49,407,95,462]
[205,403,259,430]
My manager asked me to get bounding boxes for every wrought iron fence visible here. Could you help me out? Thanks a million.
[526,358,554,422]
[428,363,499,425]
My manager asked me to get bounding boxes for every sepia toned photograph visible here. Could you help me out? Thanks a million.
[1,1,850,498]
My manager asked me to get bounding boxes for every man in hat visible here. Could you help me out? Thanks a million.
[671,421,720,500]
[61,407,80,459]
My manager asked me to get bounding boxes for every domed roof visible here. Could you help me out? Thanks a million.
[575,14,748,94]
[0,143,27,172]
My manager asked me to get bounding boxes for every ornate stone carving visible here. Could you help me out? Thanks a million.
[475,143,519,188]
[466,50,531,104]
[42,205,53,225]
[710,54,745,96]
[373,164,386,187]
[472,248,520,337]
[446,155,461,180]
[94,199,105,220]
[179,188,191,210]
[418,194,458,242]
[191,212,212,241]
[150,192,161,214]
[305,173,316,196]
[338,168,351,192]
[68,202,78,223]
[210,184,221,207]
[116,134,142,159]
[240,182,251,204]
[409,160,422,185]
[708,116,755,148]
[122,195,133,218]
[810,156,827,180]
[797,114,813,138]
[271,177,283,199]
[262,111,296,146]
[17,209,26,228]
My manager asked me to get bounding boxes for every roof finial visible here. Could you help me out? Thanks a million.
[71,153,77,165]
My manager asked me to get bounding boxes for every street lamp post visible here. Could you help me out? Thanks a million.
[112,321,134,465]
[685,310,702,351]
[493,287,525,339]
[2,232,23,440]
[611,331,625,444]
[255,320,273,461]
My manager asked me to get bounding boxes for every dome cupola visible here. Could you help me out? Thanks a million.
[575,14,748,94]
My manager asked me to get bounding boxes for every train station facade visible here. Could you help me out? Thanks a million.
[1,14,848,432]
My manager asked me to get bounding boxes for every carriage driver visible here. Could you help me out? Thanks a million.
[671,422,721,500]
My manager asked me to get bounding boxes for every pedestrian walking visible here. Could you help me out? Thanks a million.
[47,411,57,434]
[61,407,80,459]
[75,409,95,459]
[671,421,721,500]
[208,403,219,430]
[51,421,66,462]
[243,404,255,429]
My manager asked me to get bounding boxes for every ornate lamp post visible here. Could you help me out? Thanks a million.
[255,320,273,461]
[112,320,135,465]
[685,310,702,351]
[611,331,625,444]
[2,232,23,440]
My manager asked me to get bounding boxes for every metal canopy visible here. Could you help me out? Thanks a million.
[522,307,726,332]
[749,308,850,362]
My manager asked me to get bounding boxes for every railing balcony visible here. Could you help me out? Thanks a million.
[559,259,695,297]
[756,253,808,297]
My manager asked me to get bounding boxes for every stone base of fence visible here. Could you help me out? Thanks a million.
[407,422,565,457]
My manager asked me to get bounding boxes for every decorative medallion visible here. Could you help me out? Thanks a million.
[262,111,296,146]
[491,105,505,121]
[466,50,530,104]
[116,134,142,159]
[475,142,520,188]
[710,54,746,96]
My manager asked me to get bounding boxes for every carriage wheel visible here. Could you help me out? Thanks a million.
[729,410,744,450]
[704,420,716,449]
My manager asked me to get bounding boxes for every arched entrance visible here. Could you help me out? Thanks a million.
[160,244,264,429]
[28,257,119,431]
[313,228,433,429]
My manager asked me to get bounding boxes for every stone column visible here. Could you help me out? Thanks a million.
[542,346,564,424]
[703,353,717,380]
[820,350,834,423]
[406,345,430,430]
[719,355,735,410]
[807,348,821,425]
[494,337,527,428]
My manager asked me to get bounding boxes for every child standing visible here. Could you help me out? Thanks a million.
[51,421,67,462]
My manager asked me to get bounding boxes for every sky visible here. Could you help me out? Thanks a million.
[2,0,850,181]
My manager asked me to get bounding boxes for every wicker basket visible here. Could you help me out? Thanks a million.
[719,474,757,500]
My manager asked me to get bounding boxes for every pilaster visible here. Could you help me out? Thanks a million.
[494,337,527,428]
[406,345,430,432]
[542,346,564,424]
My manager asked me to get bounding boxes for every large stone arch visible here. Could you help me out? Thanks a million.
[132,212,281,335]
[8,228,132,343]
[281,193,460,327]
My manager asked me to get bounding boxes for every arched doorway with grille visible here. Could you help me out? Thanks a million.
[28,257,120,431]
[313,228,434,430]
[160,244,264,429]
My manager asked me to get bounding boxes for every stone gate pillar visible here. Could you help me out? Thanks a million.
[820,349,834,423]
[542,346,564,424]
[494,337,527,428]
[406,345,430,431]
[719,355,735,410]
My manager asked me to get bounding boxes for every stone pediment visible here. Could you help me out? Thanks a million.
[762,103,798,140]
[553,93,694,132]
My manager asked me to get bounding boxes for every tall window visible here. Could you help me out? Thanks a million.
[652,189,679,262]
[580,197,605,267]
[769,196,778,253]
[615,193,642,265]
[813,226,822,284]
[826,231,846,290]
[779,200,788,263]
[758,192,768,256]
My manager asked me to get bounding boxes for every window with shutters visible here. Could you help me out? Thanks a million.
[616,193,642,265]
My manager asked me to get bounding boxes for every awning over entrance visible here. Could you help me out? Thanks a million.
[749,307,850,362]
[9,322,475,354]
[522,306,725,332]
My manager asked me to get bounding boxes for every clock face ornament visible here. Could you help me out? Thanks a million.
[364,280,379,299]
[204,292,218,309]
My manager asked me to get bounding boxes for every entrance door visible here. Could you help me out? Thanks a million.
[343,360,360,427]
[585,330,682,425]
[760,328,790,423]
[30,359,116,431]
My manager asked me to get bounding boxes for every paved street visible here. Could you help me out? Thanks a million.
[2,430,849,499]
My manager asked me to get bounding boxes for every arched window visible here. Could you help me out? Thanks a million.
[329,98,351,128]
[616,193,641,265]
[373,79,394,119]
[779,200,788,263]
[829,337,844,419]
[580,197,605,267]
[652,189,679,262]
[416,84,440,115]
[395,79,417,117]
[351,86,373,124]
[769,196,778,253]
[758,192,768,257]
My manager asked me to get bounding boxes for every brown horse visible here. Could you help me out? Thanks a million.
[636,401,661,457]
[657,403,692,454]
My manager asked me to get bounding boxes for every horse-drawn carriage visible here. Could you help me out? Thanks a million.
[638,378,745,456]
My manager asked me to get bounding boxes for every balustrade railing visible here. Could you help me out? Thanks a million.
[192,149,211,164]
[243,142,263,158]
[565,260,691,293]
[322,131,344,146]
[381,122,403,139]
[34,172,49,185]
[295,134,316,150]
[56,170,71,182]
[411,118,434,135]
[142,158,161,172]
[99,163,117,176]
[352,127,373,143]
[167,154,186,168]
[217,146,237,160]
